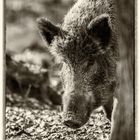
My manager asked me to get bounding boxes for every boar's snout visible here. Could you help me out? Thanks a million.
[63,112,84,129]
[63,119,81,129]
[62,92,94,129]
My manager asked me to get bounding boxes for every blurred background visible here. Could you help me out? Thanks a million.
[6,0,74,54]
[6,0,76,106]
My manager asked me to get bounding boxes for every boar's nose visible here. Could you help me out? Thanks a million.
[63,119,82,129]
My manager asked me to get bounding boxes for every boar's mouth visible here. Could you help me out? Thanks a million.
[64,120,81,129]
[63,111,90,129]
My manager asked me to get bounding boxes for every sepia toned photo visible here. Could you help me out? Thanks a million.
[5,0,134,139]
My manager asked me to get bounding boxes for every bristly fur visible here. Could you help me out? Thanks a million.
[51,0,119,63]
[38,0,119,127]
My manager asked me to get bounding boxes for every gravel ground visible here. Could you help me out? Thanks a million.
[6,93,111,140]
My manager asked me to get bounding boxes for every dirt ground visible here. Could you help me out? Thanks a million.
[6,93,111,140]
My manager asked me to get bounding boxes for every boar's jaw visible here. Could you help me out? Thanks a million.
[63,111,89,129]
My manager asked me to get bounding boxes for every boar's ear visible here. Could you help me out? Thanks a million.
[37,17,65,45]
[87,14,111,46]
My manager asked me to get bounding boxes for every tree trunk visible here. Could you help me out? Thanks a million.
[110,0,134,140]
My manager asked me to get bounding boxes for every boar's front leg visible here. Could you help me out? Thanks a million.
[103,97,114,121]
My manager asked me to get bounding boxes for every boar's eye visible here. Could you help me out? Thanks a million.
[83,61,89,69]
[83,59,96,72]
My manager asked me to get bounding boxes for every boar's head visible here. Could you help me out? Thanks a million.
[37,13,117,129]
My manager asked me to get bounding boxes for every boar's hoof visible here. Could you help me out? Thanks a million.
[63,120,81,129]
